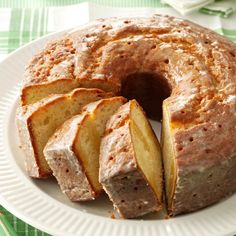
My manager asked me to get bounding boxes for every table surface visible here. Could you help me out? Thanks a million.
[0,0,236,235]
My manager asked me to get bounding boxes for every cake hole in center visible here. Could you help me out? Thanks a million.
[121,72,171,121]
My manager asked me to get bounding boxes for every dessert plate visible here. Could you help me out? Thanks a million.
[0,29,235,236]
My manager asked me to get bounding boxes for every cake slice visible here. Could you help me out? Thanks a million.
[99,99,163,218]
[43,97,126,201]
[16,88,112,178]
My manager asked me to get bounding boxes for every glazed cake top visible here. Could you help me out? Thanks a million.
[23,15,236,171]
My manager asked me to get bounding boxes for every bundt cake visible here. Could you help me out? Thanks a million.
[99,100,163,218]
[43,97,126,201]
[17,15,236,216]
[17,88,111,178]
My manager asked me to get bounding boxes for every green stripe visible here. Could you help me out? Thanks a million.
[45,8,49,35]
[32,9,39,40]
[221,28,236,36]
[40,8,48,36]
[0,213,18,236]
[8,9,22,53]
[0,39,9,44]
[0,207,51,236]
[0,0,166,8]
[215,28,236,36]
[0,32,21,37]
[214,28,236,42]
[40,8,46,36]
[22,9,31,45]
[0,31,47,39]
[215,28,224,35]
[226,36,236,42]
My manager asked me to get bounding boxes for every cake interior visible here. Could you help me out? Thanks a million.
[23,81,80,106]
[30,91,106,176]
[130,101,163,203]
[161,101,176,210]
[23,79,118,106]
[73,98,125,193]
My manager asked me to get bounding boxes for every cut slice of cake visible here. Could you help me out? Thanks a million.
[16,88,112,178]
[161,100,177,214]
[99,99,163,218]
[43,97,126,201]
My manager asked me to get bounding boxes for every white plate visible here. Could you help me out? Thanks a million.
[0,29,236,236]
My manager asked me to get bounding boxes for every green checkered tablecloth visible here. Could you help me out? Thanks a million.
[0,0,236,235]
[0,207,49,236]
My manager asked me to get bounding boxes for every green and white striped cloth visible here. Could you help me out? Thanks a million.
[0,207,49,236]
[0,1,236,235]
[0,0,236,62]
